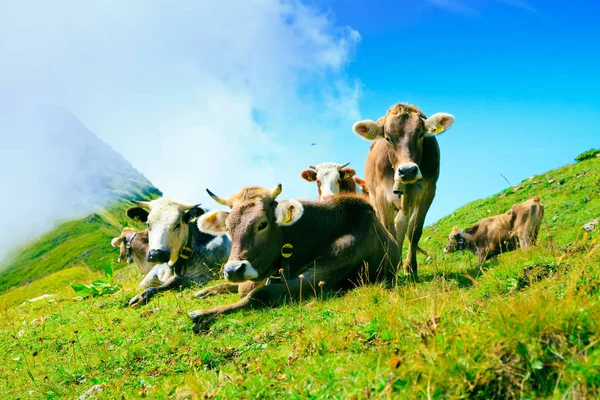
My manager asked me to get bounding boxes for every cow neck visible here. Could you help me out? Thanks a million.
[125,232,137,261]
[170,226,196,276]
[458,231,478,254]
[267,225,295,284]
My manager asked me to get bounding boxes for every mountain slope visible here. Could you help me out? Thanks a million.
[0,157,598,398]
[0,195,158,295]
[0,101,159,262]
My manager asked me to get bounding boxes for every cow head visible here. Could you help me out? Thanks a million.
[353,104,454,185]
[110,227,137,263]
[444,226,465,253]
[301,162,356,200]
[126,198,205,265]
[197,184,303,282]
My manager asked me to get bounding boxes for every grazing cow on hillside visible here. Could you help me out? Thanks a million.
[352,104,455,278]
[110,228,173,289]
[125,199,231,307]
[188,184,400,332]
[300,162,369,200]
[444,197,544,265]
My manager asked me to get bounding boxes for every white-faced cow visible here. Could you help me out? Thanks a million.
[353,103,454,278]
[444,197,544,265]
[125,198,231,307]
[110,228,173,289]
[188,184,400,332]
[300,162,369,200]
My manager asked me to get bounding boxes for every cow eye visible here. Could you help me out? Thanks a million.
[385,136,392,143]
[257,221,268,231]
[146,222,150,229]
[174,222,181,230]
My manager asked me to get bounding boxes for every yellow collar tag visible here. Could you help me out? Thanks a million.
[283,210,292,224]
[435,125,445,134]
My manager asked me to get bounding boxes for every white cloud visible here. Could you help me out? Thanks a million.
[0,0,362,259]
[424,0,538,15]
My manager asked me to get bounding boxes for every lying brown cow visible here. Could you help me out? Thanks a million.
[300,162,369,199]
[353,103,455,278]
[444,197,544,265]
[188,184,400,331]
[110,228,173,289]
[111,228,151,272]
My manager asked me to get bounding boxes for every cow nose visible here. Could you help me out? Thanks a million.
[147,249,170,263]
[398,165,419,181]
[224,261,248,281]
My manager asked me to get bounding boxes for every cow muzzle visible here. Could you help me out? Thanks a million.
[396,163,422,184]
[224,260,259,282]
[147,249,170,263]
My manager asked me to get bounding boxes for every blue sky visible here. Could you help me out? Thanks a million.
[316,0,600,222]
[1,0,599,255]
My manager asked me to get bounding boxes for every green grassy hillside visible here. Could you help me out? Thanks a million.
[0,157,598,399]
[0,184,160,296]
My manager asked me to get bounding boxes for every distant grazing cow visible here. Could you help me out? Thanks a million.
[352,103,454,278]
[444,197,544,265]
[300,162,369,200]
[188,184,400,331]
[110,228,173,289]
[125,199,231,307]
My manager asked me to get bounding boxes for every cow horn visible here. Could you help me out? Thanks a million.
[271,184,283,199]
[339,162,351,169]
[132,200,151,210]
[206,189,231,207]
[309,165,316,170]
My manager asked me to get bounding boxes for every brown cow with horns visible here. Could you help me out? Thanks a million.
[352,103,455,278]
[188,184,400,331]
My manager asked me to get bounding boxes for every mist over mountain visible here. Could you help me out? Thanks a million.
[0,99,159,263]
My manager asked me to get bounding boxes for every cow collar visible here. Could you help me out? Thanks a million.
[266,228,294,285]
[125,232,137,262]
[170,227,195,276]
[392,180,423,197]
[456,231,467,251]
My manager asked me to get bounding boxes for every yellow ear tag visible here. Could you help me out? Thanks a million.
[283,209,293,224]
[435,125,445,134]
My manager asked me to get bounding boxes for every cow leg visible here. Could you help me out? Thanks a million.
[394,210,410,268]
[129,274,191,308]
[405,190,435,278]
[193,283,239,299]
[376,192,397,237]
[137,264,170,289]
[189,270,339,332]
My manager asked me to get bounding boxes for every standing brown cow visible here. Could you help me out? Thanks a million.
[352,104,454,278]
[188,184,400,331]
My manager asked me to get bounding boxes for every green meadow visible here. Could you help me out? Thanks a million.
[1,156,598,399]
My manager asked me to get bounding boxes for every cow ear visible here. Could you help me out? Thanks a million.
[111,237,124,247]
[183,205,205,224]
[425,113,454,136]
[340,168,356,180]
[301,170,317,182]
[354,177,369,194]
[126,207,149,223]
[197,211,229,235]
[275,200,304,226]
[352,120,383,141]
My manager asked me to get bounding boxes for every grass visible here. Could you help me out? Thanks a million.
[0,184,159,296]
[0,157,599,399]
